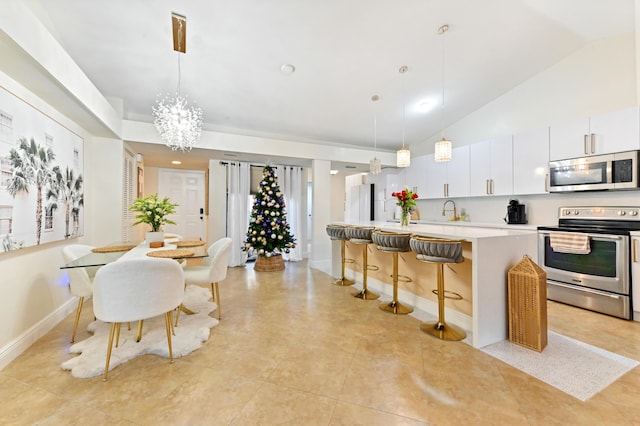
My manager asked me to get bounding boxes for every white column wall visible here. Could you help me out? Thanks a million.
[309,159,331,272]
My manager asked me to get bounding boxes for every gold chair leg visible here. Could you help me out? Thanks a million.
[165,312,174,363]
[379,252,413,315]
[103,322,117,381]
[70,296,84,343]
[116,323,121,348]
[333,240,355,286]
[420,263,466,341]
[213,282,221,320]
[352,243,379,300]
[174,304,182,327]
[136,320,144,342]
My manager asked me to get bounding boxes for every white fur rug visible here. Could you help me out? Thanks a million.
[61,285,218,378]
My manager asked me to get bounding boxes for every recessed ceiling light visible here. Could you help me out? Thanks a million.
[280,63,296,75]
[171,160,182,165]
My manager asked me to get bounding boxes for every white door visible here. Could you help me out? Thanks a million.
[158,169,206,240]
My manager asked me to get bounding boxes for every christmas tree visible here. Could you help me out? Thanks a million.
[243,166,296,258]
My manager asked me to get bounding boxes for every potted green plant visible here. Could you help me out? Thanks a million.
[129,194,178,244]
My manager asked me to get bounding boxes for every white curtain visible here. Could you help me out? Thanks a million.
[226,162,250,266]
[276,165,304,262]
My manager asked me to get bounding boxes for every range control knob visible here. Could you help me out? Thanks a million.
[619,210,627,216]
[564,210,571,215]
[631,210,639,216]
[574,210,580,215]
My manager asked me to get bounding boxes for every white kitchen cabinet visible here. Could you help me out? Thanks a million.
[549,106,639,160]
[631,234,640,322]
[403,154,428,195]
[425,146,470,199]
[512,127,549,195]
[469,136,513,197]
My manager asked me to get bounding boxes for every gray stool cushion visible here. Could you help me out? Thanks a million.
[326,225,347,241]
[344,226,375,244]
[410,238,463,263]
[372,231,411,252]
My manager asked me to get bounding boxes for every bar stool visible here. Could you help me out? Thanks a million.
[409,235,466,341]
[371,230,413,314]
[325,224,355,286]
[344,225,379,300]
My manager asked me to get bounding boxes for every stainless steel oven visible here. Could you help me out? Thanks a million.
[538,206,640,319]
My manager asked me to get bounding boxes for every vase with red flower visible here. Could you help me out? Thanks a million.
[392,188,418,227]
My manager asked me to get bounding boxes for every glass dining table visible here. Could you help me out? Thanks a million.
[60,241,209,269]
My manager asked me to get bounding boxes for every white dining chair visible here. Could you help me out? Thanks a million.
[181,237,232,321]
[62,244,99,343]
[92,257,184,381]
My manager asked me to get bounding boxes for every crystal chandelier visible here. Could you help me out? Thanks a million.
[370,95,382,175]
[434,24,452,162]
[396,66,410,168]
[152,13,203,152]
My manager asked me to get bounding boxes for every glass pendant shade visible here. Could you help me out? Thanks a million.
[396,147,411,167]
[370,157,382,174]
[434,137,452,162]
[153,94,203,151]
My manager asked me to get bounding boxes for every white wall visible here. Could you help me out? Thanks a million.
[413,32,637,156]
[0,72,123,368]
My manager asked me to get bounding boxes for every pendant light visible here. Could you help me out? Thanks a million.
[369,95,382,175]
[396,66,410,168]
[152,13,203,152]
[434,24,452,162]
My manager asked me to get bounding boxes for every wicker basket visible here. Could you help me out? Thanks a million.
[508,255,547,352]
[254,254,285,272]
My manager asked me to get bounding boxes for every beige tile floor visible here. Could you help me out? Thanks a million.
[1,260,639,425]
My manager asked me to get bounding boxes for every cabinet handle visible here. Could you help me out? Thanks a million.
[583,134,589,155]
[590,133,595,154]
[545,173,549,192]
[634,239,638,263]
[490,179,494,195]
[486,179,489,195]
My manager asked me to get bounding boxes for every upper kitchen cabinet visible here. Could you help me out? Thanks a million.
[403,154,428,195]
[469,136,513,197]
[425,146,470,199]
[549,106,640,161]
[513,127,549,195]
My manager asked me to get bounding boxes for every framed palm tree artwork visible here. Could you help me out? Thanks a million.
[0,86,84,252]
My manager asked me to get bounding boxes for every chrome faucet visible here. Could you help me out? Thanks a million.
[442,199,459,221]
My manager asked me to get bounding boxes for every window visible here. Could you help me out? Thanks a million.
[0,157,11,188]
[45,206,54,231]
[0,206,12,235]
[0,110,12,145]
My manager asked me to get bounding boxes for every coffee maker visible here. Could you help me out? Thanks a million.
[505,199,527,224]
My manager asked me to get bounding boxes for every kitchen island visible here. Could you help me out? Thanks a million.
[331,221,538,348]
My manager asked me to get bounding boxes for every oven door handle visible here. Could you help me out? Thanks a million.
[548,280,623,299]
[539,231,624,242]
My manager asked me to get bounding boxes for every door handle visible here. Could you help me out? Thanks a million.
[583,134,588,155]
[634,239,638,263]
[590,133,595,154]
[200,207,204,214]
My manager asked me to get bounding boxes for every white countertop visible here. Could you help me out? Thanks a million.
[337,221,537,241]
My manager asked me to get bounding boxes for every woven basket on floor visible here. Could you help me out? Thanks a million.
[508,255,547,352]
[254,254,285,272]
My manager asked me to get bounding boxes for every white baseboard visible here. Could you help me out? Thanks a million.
[308,259,331,275]
[0,298,76,371]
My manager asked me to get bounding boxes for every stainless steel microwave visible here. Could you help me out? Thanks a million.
[548,150,639,192]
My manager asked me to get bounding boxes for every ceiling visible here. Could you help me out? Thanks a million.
[22,0,635,170]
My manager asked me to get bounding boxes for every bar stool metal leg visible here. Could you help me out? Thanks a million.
[420,263,466,341]
[333,239,355,286]
[379,252,413,314]
[352,243,379,300]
